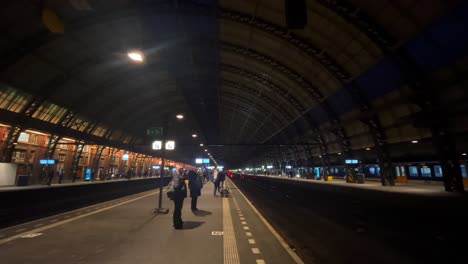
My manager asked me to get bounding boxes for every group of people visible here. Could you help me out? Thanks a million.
[42,168,65,185]
[171,167,226,229]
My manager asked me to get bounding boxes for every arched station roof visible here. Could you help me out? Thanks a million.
[1,0,467,166]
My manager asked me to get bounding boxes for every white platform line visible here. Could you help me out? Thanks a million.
[0,190,159,245]
[228,178,305,264]
[252,248,261,254]
[223,197,240,264]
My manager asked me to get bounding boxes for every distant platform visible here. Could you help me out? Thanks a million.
[245,174,466,195]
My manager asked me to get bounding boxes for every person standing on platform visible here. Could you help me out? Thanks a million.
[58,169,64,184]
[219,169,226,189]
[47,169,55,186]
[212,168,220,197]
[188,170,202,211]
[173,168,187,229]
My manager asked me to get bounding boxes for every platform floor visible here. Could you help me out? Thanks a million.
[0,179,300,264]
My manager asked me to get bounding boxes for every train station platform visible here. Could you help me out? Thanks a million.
[0,179,302,264]
[0,176,157,192]
[249,174,466,195]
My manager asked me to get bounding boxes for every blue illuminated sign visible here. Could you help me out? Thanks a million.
[122,154,129,161]
[85,168,92,181]
[40,159,57,165]
[345,159,359,164]
[203,159,210,164]
[152,166,160,169]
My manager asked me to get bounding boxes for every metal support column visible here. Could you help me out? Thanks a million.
[363,118,395,186]
[0,126,22,162]
[44,135,60,159]
[316,131,331,181]
[92,145,105,179]
[71,141,85,182]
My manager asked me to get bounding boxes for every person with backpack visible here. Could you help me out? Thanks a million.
[188,170,202,211]
[173,168,187,229]
[218,169,226,189]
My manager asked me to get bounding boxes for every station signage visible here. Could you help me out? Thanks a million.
[195,158,203,164]
[152,140,162,150]
[122,154,129,161]
[85,168,92,181]
[345,159,359,164]
[165,141,175,150]
[39,159,58,165]
[203,158,210,164]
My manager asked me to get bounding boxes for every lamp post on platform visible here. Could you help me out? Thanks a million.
[151,114,181,215]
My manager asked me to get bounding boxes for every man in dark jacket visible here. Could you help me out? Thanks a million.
[187,170,202,211]
[173,168,187,229]
[218,169,226,189]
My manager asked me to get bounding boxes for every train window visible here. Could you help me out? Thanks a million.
[409,166,419,177]
[461,165,467,178]
[395,167,401,177]
[421,167,432,177]
[434,165,443,177]
[377,166,380,176]
[369,167,376,174]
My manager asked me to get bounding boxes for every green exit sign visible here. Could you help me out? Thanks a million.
[147,127,163,138]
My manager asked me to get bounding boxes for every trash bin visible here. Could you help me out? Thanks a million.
[17,175,29,186]
[356,173,365,184]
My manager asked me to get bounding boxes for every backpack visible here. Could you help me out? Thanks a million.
[174,177,187,197]
[196,175,204,189]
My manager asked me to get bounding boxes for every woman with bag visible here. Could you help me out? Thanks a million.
[173,168,187,229]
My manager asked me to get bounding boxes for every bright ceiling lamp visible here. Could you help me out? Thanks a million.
[192,134,197,138]
[128,51,144,62]
[176,114,184,119]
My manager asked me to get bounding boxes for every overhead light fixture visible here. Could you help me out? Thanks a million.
[411,140,418,144]
[338,152,342,155]
[366,147,371,151]
[204,149,207,152]
[192,134,197,138]
[176,114,184,119]
[128,51,144,62]
[463,153,467,156]
[25,129,50,136]
[200,143,204,147]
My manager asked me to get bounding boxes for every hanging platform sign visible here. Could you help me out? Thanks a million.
[147,127,163,139]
